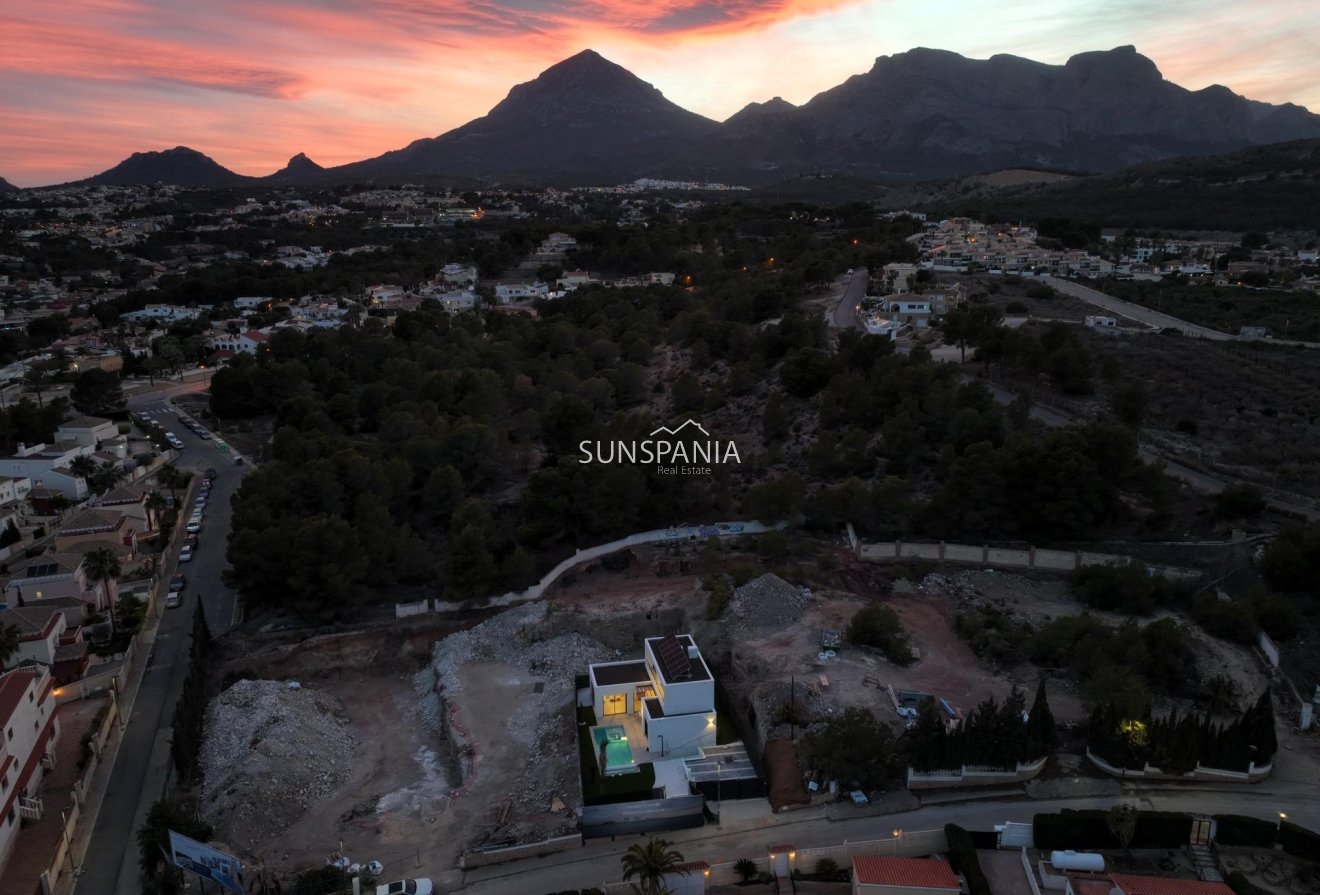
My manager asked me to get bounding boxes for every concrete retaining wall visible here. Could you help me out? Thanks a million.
[1085,749,1273,782]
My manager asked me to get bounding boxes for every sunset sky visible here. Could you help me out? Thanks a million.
[4,0,1319,186]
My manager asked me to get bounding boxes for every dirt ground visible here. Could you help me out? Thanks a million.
[259,672,449,879]
[1218,845,1320,895]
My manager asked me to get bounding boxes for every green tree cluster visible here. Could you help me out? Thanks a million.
[1070,563,1189,615]
[846,603,914,664]
[908,684,1055,772]
[801,706,902,790]
[169,603,214,782]
[137,799,213,895]
[1087,689,1277,773]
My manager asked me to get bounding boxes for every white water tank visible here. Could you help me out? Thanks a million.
[1051,851,1106,872]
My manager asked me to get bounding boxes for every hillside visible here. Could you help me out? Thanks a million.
[915,139,1320,230]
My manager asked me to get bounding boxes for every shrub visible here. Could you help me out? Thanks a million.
[1213,814,1278,847]
[733,858,758,883]
[847,603,915,665]
[944,824,992,895]
[1278,820,1320,860]
[1191,592,1258,645]
[814,857,840,878]
[1226,871,1271,895]
[704,575,733,620]
[1213,483,1267,520]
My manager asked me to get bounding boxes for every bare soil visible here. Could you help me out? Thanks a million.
[257,672,449,879]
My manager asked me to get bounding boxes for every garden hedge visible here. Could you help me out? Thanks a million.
[944,824,993,895]
[1213,815,1278,848]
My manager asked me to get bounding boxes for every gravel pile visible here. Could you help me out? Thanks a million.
[415,602,615,819]
[727,573,812,632]
[201,679,357,851]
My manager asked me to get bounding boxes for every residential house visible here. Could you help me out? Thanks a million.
[209,330,269,355]
[494,282,549,304]
[884,299,936,329]
[1,553,109,613]
[52,509,138,560]
[881,263,920,294]
[0,476,32,535]
[558,270,596,289]
[588,634,716,760]
[851,856,961,895]
[0,666,60,873]
[0,443,92,500]
[1065,873,1233,895]
[96,484,155,532]
[440,263,479,287]
[1085,316,1119,332]
[0,606,89,683]
[233,296,272,310]
[120,304,200,323]
[54,416,119,449]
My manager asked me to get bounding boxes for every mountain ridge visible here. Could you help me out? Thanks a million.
[32,46,1320,187]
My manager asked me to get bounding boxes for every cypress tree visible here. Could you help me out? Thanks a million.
[1025,678,1056,760]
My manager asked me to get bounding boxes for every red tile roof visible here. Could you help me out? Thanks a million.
[1112,874,1235,895]
[852,856,960,890]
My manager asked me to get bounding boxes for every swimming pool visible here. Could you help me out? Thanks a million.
[591,725,638,775]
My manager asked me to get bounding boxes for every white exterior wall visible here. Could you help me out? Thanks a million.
[11,615,65,667]
[55,420,119,447]
[646,709,715,759]
[0,460,87,499]
[642,641,715,716]
[592,681,637,719]
[0,668,59,870]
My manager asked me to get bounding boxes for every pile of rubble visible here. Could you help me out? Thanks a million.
[727,573,813,632]
[201,679,357,851]
[416,602,614,818]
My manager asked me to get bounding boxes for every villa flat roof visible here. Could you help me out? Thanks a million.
[645,697,665,718]
[591,661,650,686]
[646,634,711,684]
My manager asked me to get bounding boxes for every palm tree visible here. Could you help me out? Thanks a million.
[68,455,100,482]
[82,547,122,630]
[620,838,685,891]
[0,622,21,669]
[23,368,49,409]
[145,491,167,531]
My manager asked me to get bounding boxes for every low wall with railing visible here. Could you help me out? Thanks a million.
[907,756,1048,789]
[856,540,1199,580]
[397,521,776,618]
[1086,749,1273,782]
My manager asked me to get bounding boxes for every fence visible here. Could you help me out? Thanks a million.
[906,756,1047,789]
[396,521,777,618]
[458,833,582,870]
[1085,749,1273,783]
[855,539,1200,580]
[1021,848,1043,895]
[581,795,707,839]
[1258,631,1280,668]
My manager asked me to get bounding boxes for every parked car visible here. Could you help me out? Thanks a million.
[170,572,186,590]
[235,457,245,466]
[376,881,432,895]
[185,534,199,549]
[185,519,202,533]
[194,496,207,506]
[165,591,182,609]
[179,545,193,563]
[205,467,218,478]
[197,431,212,440]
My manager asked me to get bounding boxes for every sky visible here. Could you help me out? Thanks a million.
[3,0,1319,186]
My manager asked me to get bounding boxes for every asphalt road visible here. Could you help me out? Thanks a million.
[74,390,246,895]
[1044,277,1233,340]
[831,269,867,330]
[458,788,1319,894]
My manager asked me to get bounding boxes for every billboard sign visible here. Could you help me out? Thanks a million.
[168,831,244,894]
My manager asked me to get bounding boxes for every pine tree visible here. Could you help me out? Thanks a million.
[1025,678,1057,760]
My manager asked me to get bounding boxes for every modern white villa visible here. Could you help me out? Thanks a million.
[587,634,717,769]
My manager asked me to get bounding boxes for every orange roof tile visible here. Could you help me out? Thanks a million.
[852,856,960,890]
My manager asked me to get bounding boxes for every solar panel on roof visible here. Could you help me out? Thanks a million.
[656,634,692,681]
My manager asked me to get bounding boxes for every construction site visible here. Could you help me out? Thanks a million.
[198,534,1292,879]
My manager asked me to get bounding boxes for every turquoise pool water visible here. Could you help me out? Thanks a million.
[592,725,638,775]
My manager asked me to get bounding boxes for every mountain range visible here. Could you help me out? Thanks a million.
[0,176,16,193]
[26,46,1320,188]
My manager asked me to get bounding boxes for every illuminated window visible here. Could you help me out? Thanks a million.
[602,693,627,716]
